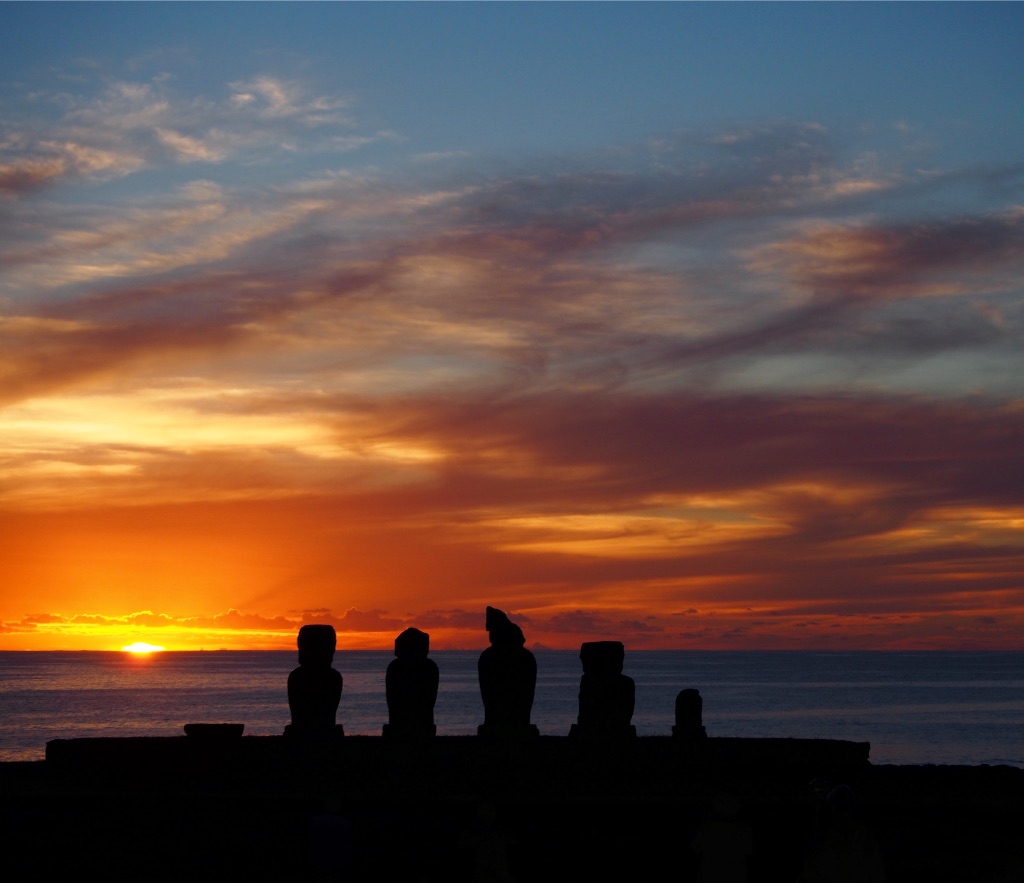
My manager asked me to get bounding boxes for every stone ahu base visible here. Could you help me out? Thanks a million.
[1,735,1021,881]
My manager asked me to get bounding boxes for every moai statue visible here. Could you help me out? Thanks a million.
[569,640,636,738]
[285,624,343,737]
[477,606,539,738]
[673,687,708,741]
[383,627,439,739]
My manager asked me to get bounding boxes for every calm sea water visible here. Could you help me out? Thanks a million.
[1,650,1021,766]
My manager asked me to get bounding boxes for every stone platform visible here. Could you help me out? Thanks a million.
[3,735,1021,881]
[43,733,871,796]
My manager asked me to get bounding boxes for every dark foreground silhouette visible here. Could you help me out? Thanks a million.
[32,734,1024,881]
[23,614,1022,880]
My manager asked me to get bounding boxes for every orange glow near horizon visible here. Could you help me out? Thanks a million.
[3,482,1024,652]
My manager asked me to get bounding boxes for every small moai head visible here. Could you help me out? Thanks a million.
[579,641,625,678]
[394,626,430,659]
[485,606,526,648]
[675,688,703,727]
[297,624,337,668]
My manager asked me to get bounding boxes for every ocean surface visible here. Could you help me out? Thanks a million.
[1,650,1021,766]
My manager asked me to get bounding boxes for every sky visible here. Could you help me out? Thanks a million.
[2,3,1023,652]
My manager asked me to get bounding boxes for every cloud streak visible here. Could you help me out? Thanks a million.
[2,65,1023,650]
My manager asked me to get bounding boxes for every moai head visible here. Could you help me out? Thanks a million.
[486,606,526,649]
[394,626,430,660]
[297,623,337,668]
[579,641,625,678]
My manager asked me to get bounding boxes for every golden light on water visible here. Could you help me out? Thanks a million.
[121,641,166,653]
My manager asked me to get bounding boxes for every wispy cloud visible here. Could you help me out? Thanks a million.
[2,67,1023,649]
[0,74,366,199]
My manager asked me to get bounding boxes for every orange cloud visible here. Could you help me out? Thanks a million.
[4,89,1024,651]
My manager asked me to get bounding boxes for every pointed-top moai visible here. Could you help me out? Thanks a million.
[285,624,344,738]
[383,627,439,739]
[569,640,636,739]
[477,606,539,739]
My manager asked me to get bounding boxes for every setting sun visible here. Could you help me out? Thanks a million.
[121,642,166,654]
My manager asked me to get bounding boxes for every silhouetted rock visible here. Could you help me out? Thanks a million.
[477,606,538,739]
[674,688,708,741]
[285,624,343,738]
[383,627,439,739]
[569,641,636,739]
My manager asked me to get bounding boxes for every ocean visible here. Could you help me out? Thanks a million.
[1,650,1021,766]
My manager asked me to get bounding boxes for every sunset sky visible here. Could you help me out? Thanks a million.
[2,3,1023,651]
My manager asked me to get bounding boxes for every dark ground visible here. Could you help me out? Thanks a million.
[3,736,1022,881]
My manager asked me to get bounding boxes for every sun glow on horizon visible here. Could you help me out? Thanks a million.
[121,641,166,653]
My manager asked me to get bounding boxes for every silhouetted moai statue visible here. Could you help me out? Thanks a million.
[673,688,708,741]
[383,627,439,739]
[569,640,636,738]
[477,606,539,739]
[285,624,343,738]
